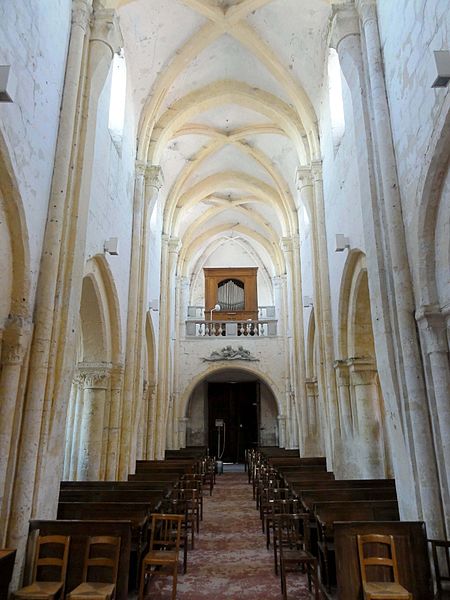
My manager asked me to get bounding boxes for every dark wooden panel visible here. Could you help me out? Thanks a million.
[334,521,433,600]
[0,549,16,600]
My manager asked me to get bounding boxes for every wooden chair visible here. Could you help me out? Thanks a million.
[66,536,120,600]
[14,535,70,600]
[430,539,450,599]
[139,513,183,600]
[357,534,412,599]
[277,513,320,600]
[163,497,193,574]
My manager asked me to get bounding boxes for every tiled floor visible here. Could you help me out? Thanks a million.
[141,471,314,599]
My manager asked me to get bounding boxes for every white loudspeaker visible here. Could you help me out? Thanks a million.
[104,237,119,255]
[0,66,17,102]
[335,234,350,252]
[432,51,450,88]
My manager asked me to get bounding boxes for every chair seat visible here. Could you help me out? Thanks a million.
[364,581,411,598]
[143,550,179,564]
[282,549,316,563]
[66,582,116,600]
[14,582,63,599]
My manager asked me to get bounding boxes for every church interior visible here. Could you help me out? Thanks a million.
[0,0,449,597]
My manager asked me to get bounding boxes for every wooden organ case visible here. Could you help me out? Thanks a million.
[204,267,258,321]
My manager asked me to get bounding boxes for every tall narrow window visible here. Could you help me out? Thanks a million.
[108,49,126,146]
[327,48,345,147]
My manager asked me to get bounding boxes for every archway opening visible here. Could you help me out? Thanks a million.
[185,368,279,462]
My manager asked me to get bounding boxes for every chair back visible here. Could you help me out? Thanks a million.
[82,536,121,584]
[149,514,183,553]
[271,498,302,516]
[357,534,400,584]
[32,535,70,589]
[277,513,310,552]
[430,539,450,594]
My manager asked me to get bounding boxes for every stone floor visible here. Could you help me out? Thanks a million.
[140,470,314,599]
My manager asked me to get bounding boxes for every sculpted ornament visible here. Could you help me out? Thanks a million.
[203,346,259,362]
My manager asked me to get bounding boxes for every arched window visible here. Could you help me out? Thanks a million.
[327,48,345,147]
[108,49,127,146]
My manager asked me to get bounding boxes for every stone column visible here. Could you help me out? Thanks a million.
[105,364,123,479]
[120,164,162,477]
[348,358,385,478]
[416,305,450,532]
[63,380,78,480]
[0,315,32,545]
[277,415,287,449]
[76,363,111,481]
[155,236,181,459]
[68,380,84,480]
[178,417,189,449]
[355,0,443,537]
[305,378,323,456]
[334,360,353,438]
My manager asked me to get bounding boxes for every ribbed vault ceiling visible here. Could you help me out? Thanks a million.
[112,0,335,285]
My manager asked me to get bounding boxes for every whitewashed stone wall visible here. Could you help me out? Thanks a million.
[0,0,71,300]
[378,0,449,294]
[85,64,136,346]
[319,57,367,351]
[177,336,288,421]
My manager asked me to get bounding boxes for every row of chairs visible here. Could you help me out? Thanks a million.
[250,449,417,600]
[14,535,120,600]
[139,459,216,599]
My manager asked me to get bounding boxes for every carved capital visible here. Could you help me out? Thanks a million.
[305,377,318,396]
[330,4,360,50]
[90,8,123,56]
[348,357,378,386]
[334,360,350,384]
[355,0,377,27]
[310,160,323,183]
[76,362,112,389]
[1,314,32,365]
[168,237,181,254]
[145,165,164,191]
[272,275,286,289]
[72,0,93,31]
[280,235,300,253]
[295,166,312,190]
[415,305,449,353]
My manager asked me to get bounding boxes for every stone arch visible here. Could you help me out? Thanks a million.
[64,256,122,480]
[336,249,391,478]
[179,363,283,420]
[181,364,281,452]
[0,132,30,328]
[416,103,450,308]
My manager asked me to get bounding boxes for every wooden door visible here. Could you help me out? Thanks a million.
[208,382,259,462]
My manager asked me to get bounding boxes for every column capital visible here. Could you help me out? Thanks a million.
[355,0,377,27]
[280,235,300,253]
[334,359,350,383]
[72,0,93,31]
[305,377,318,395]
[415,305,449,353]
[1,314,33,365]
[272,274,287,288]
[295,166,313,190]
[167,236,182,254]
[330,4,360,51]
[76,362,112,389]
[90,7,123,56]
[348,357,378,385]
[145,165,164,191]
[310,160,323,183]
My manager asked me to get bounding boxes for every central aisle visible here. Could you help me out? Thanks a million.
[147,471,313,599]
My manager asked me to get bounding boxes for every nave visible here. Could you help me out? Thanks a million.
[144,468,311,600]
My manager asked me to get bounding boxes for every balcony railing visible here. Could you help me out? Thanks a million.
[185,319,277,337]
[187,305,276,319]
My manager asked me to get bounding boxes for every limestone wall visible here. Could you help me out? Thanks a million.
[378,0,450,297]
[0,0,71,301]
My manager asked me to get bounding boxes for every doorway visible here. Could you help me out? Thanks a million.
[208,382,259,463]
